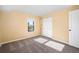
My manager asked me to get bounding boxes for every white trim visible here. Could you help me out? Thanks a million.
[53,37,79,48]
[0,35,40,45]
[53,37,68,44]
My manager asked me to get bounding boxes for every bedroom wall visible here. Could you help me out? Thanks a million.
[0,11,41,44]
[0,12,2,43]
[50,5,79,44]
[51,9,69,43]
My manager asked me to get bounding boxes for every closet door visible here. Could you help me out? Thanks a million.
[69,10,79,48]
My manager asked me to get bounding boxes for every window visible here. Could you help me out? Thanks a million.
[27,19,34,32]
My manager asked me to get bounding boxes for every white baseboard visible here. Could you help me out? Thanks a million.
[0,35,40,45]
[52,37,68,44]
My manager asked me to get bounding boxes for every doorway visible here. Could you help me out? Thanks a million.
[42,17,53,38]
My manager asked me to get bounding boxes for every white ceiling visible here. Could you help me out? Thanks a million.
[0,5,70,16]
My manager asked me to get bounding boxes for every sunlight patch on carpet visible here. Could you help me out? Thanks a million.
[45,41,65,51]
[34,38,48,43]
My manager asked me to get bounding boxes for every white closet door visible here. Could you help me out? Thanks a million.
[69,10,79,48]
[42,17,53,38]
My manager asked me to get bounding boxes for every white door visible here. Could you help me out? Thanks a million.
[69,10,79,48]
[42,17,53,38]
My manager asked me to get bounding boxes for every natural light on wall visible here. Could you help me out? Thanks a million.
[34,38,65,52]
[27,18,34,32]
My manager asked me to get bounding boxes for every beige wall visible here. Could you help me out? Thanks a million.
[51,9,69,43]
[0,11,41,43]
[0,5,79,44]
[0,11,3,43]
[50,6,79,44]
[0,13,1,42]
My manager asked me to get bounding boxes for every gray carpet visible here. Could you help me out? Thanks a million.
[0,36,79,53]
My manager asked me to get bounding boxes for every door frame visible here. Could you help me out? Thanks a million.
[69,9,79,48]
[42,17,53,38]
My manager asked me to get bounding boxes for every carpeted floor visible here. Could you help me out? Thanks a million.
[0,36,79,53]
